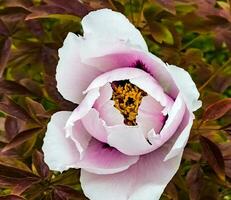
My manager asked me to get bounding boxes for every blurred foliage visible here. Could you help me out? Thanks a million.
[0,0,231,199]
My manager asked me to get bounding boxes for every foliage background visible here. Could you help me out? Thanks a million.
[0,0,231,199]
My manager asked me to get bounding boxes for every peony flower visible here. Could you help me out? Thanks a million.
[42,9,202,200]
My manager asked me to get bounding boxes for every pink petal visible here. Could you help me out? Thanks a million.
[148,94,186,147]
[82,9,148,51]
[56,32,101,104]
[69,120,92,159]
[98,101,124,126]
[84,67,149,94]
[106,125,153,155]
[129,71,174,109]
[81,108,108,143]
[79,139,139,175]
[80,142,183,200]
[136,95,165,134]
[107,94,185,156]
[42,111,80,172]
[65,88,100,135]
[65,89,100,156]
[164,109,194,161]
[94,83,113,110]
[94,83,124,126]
[167,65,202,111]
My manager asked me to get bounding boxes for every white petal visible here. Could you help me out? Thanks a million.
[82,9,148,51]
[84,67,148,94]
[107,94,185,156]
[137,95,165,134]
[79,139,139,175]
[164,110,194,161]
[81,108,108,143]
[56,32,101,103]
[167,64,202,111]
[80,143,183,200]
[69,120,91,159]
[42,111,80,172]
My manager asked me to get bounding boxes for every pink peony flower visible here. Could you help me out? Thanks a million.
[42,9,202,200]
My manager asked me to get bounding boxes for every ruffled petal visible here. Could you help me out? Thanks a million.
[94,83,124,126]
[81,108,108,143]
[42,111,80,172]
[136,95,165,134]
[82,9,148,51]
[79,139,139,175]
[65,88,100,136]
[167,64,202,111]
[80,143,183,200]
[107,94,185,156]
[164,109,194,161]
[129,71,173,109]
[84,67,149,94]
[70,120,91,159]
[56,32,101,103]
[148,94,186,146]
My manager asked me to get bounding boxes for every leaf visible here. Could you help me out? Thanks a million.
[44,0,91,17]
[53,185,87,200]
[32,150,49,178]
[0,80,31,95]
[0,163,38,178]
[0,38,12,77]
[0,98,33,122]
[147,21,174,44]
[0,195,25,200]
[183,147,201,161]
[164,182,178,200]
[203,98,231,121]
[200,136,225,181]
[154,0,176,14]
[0,19,9,36]
[2,128,42,152]
[5,116,19,141]
[186,164,204,200]
[24,97,49,123]
[0,157,31,173]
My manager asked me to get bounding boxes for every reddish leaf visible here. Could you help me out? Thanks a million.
[0,38,12,77]
[26,20,44,37]
[0,163,38,178]
[183,147,201,161]
[32,150,49,178]
[0,98,33,122]
[53,185,87,200]
[154,0,176,14]
[200,136,225,180]
[19,78,43,97]
[0,195,25,200]
[186,164,204,200]
[2,128,42,152]
[0,19,9,36]
[44,0,91,17]
[5,116,19,141]
[24,97,49,123]
[164,182,178,200]
[0,80,31,95]
[203,98,231,121]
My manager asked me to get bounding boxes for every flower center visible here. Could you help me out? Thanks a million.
[111,80,147,126]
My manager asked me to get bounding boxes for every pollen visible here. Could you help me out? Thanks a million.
[111,81,147,126]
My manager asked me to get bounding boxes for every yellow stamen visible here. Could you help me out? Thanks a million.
[111,81,147,126]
